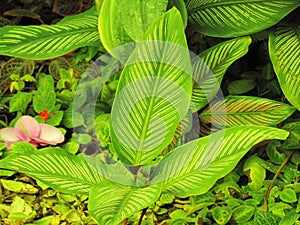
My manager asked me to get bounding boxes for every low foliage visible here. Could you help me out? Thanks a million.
[0,0,299,224]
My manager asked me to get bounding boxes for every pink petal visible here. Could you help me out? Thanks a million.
[32,124,64,145]
[0,128,30,150]
[0,128,25,142]
[14,116,41,139]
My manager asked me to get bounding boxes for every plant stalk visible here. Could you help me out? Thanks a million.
[264,150,294,212]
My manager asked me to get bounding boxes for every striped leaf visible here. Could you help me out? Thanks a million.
[151,126,289,197]
[111,8,192,165]
[269,23,300,111]
[191,37,251,112]
[0,7,100,60]
[89,180,161,225]
[186,0,300,37]
[200,96,295,128]
[0,148,103,195]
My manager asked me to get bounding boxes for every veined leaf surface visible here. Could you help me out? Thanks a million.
[89,180,161,225]
[99,0,167,57]
[111,8,192,165]
[186,0,300,37]
[200,96,295,128]
[269,23,300,111]
[0,7,100,60]
[191,37,251,112]
[0,148,103,195]
[152,126,289,197]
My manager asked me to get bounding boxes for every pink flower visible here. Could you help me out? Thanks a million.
[0,116,64,149]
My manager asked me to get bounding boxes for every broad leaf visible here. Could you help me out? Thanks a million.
[111,8,192,165]
[151,126,289,197]
[200,96,295,128]
[99,0,168,57]
[168,0,188,27]
[191,37,251,111]
[119,0,168,41]
[98,0,132,57]
[89,180,161,225]
[269,23,300,111]
[186,0,300,37]
[0,7,100,60]
[0,148,103,195]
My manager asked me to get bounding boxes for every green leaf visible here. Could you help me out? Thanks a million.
[0,179,38,194]
[279,210,300,225]
[9,91,32,112]
[269,23,300,110]
[0,148,103,195]
[11,142,37,153]
[280,188,297,203]
[232,205,255,223]
[243,156,266,191]
[227,79,256,95]
[200,96,295,128]
[186,0,300,37]
[152,126,289,197]
[254,211,281,225]
[168,0,188,27]
[212,206,232,225]
[119,0,168,41]
[191,37,251,112]
[88,180,161,225]
[0,7,100,60]
[98,0,133,57]
[111,8,192,165]
[266,141,286,165]
[33,74,56,113]
[99,0,168,56]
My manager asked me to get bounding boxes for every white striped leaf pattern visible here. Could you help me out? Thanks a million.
[151,126,289,197]
[191,37,251,112]
[111,8,192,165]
[200,96,296,128]
[89,180,161,225]
[186,0,300,37]
[269,23,300,111]
[0,148,103,195]
[0,7,100,60]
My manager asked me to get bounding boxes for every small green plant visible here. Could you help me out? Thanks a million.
[0,0,299,224]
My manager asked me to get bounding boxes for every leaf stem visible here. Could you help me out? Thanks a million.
[264,150,294,212]
[137,207,148,225]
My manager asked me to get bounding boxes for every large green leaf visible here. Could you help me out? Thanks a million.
[89,180,161,225]
[0,7,100,60]
[191,37,251,112]
[98,0,132,56]
[269,23,300,111]
[111,8,192,165]
[98,0,168,56]
[186,0,300,37]
[119,0,168,41]
[151,126,289,197]
[0,148,104,195]
[200,96,296,128]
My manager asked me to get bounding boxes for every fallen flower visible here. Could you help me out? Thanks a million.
[0,115,64,149]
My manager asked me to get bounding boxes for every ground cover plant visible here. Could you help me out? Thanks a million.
[0,0,299,224]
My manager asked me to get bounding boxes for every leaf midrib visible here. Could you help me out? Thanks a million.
[136,61,165,165]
